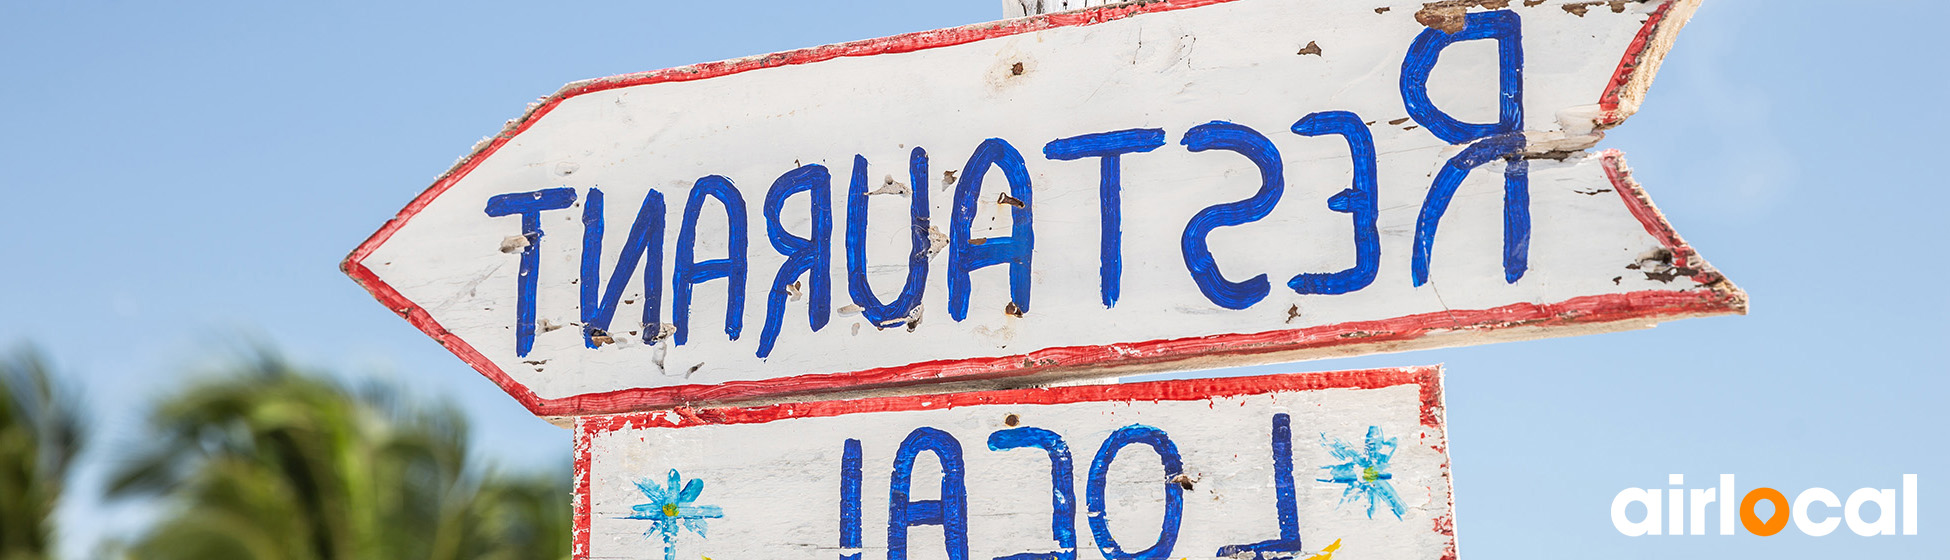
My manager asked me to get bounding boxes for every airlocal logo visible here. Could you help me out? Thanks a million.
[1612,475,1918,536]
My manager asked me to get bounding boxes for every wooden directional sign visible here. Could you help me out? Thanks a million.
[574,367,1452,560]
[344,0,1742,417]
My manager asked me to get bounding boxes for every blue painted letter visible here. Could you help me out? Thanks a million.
[989,428,1077,560]
[1180,121,1282,310]
[1400,10,1523,144]
[581,188,666,346]
[1216,414,1303,560]
[673,175,748,345]
[1401,9,1530,286]
[1288,112,1380,295]
[1044,129,1166,308]
[846,150,930,328]
[841,438,863,560]
[1086,425,1182,560]
[948,138,1034,321]
[758,164,833,358]
[890,428,969,560]
[484,187,577,357]
[1411,134,1529,286]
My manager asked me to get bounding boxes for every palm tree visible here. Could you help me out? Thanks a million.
[0,347,86,560]
[105,352,567,560]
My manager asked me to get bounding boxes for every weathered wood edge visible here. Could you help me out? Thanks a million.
[345,0,1734,421]
[570,365,1452,560]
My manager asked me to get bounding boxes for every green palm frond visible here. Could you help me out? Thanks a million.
[106,350,569,560]
[0,346,87,560]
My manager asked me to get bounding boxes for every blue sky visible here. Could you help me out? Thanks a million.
[1,0,1943,557]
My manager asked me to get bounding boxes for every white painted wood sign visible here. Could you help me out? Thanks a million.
[575,366,1452,560]
[344,0,1743,417]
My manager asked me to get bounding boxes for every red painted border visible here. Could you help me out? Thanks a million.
[584,365,1443,432]
[1597,0,1678,126]
[573,366,1446,559]
[1601,149,1721,285]
[573,415,595,559]
[344,0,1729,418]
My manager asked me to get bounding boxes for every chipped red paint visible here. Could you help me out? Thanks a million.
[1597,0,1677,125]
[571,366,1446,559]
[345,0,1723,418]
[371,283,1733,418]
[573,418,593,558]
[1434,514,1459,560]
[581,365,1441,432]
[1602,149,1724,286]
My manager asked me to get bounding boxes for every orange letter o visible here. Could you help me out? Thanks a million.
[1741,487,1790,536]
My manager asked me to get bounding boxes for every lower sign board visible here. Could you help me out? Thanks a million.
[575,366,1452,560]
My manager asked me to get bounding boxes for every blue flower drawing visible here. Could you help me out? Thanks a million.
[624,469,724,560]
[1318,426,1406,520]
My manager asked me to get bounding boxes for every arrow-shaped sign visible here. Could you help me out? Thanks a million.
[345,0,1742,418]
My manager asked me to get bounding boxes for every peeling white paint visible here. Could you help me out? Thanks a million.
[347,0,1737,415]
[577,368,1453,560]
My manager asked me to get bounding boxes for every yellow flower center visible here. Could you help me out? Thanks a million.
[1361,466,1382,483]
[663,503,681,517]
